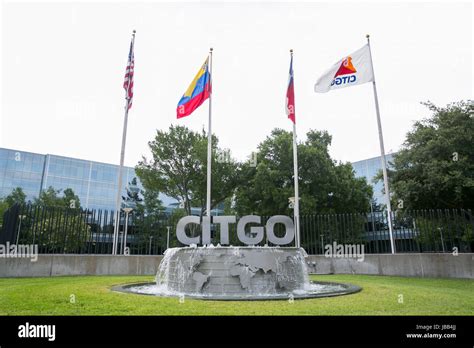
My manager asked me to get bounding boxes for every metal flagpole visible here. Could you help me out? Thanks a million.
[206,48,213,218]
[113,30,135,255]
[366,34,396,254]
[290,49,301,249]
[292,122,301,249]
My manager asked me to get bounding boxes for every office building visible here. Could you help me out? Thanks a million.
[351,153,396,207]
[0,147,176,211]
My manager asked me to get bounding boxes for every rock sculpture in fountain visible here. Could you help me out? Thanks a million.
[155,214,311,299]
[114,214,361,300]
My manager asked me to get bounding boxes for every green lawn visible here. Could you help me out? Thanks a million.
[0,274,472,315]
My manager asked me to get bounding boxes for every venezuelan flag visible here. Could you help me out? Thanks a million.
[177,57,211,118]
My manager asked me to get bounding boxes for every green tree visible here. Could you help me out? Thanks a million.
[4,187,27,207]
[16,187,90,252]
[62,188,81,209]
[34,186,81,209]
[22,213,91,252]
[123,179,167,253]
[0,187,27,226]
[136,125,241,217]
[122,177,144,212]
[34,187,61,207]
[141,187,164,217]
[0,198,9,227]
[383,101,474,210]
[234,128,373,216]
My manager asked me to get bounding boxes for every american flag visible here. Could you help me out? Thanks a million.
[123,39,134,110]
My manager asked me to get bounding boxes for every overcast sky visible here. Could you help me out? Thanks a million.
[1,1,472,168]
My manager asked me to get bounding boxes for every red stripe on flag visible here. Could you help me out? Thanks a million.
[176,87,211,119]
[286,56,295,124]
[287,80,295,124]
[123,42,134,110]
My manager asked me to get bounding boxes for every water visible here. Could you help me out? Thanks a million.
[128,281,347,300]
[119,246,358,300]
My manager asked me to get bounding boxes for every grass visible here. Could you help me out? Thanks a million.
[0,274,472,315]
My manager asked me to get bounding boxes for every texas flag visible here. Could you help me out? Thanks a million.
[286,55,296,123]
[314,44,374,93]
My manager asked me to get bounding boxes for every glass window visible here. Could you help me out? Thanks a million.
[0,158,7,171]
[31,162,43,173]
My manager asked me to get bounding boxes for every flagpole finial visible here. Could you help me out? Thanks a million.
[290,49,293,53]
[210,47,213,52]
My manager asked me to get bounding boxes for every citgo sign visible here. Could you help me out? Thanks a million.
[176,215,295,246]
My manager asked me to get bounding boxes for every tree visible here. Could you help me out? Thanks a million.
[6,187,90,252]
[414,214,473,252]
[25,213,91,252]
[382,101,474,210]
[123,178,168,253]
[369,198,384,213]
[34,186,81,209]
[4,187,26,207]
[141,187,164,217]
[234,128,373,215]
[0,187,27,226]
[122,177,144,212]
[136,125,241,217]
[0,199,8,226]
[62,188,81,209]
[34,187,60,207]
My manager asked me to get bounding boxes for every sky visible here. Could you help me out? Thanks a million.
[1,0,472,168]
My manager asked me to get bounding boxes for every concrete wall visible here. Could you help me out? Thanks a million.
[305,253,473,279]
[0,255,163,278]
[0,253,472,278]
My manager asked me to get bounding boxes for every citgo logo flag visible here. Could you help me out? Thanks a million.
[335,56,357,77]
[314,44,374,93]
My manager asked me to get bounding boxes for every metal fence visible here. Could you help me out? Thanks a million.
[1,204,472,255]
[299,209,473,254]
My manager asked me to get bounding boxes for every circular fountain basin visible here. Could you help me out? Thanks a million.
[112,280,361,300]
[112,246,361,300]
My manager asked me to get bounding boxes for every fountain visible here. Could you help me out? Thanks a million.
[113,215,361,300]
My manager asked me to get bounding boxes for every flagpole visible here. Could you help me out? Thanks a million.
[292,122,301,249]
[206,48,213,220]
[366,34,396,254]
[112,30,135,255]
[290,49,301,249]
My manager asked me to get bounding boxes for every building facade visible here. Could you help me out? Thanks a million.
[351,153,396,208]
[1,146,393,213]
[0,147,175,211]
